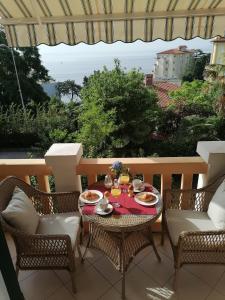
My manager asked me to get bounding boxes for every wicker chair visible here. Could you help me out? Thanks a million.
[0,176,82,293]
[161,174,225,289]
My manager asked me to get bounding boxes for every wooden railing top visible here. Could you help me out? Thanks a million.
[0,156,208,177]
[0,159,52,176]
[76,157,208,174]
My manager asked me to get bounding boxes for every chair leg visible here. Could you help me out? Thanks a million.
[70,270,76,294]
[15,265,19,278]
[149,229,161,262]
[81,234,91,263]
[121,271,126,300]
[161,216,165,246]
[173,268,179,291]
[77,243,82,261]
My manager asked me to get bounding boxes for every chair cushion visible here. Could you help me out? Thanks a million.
[36,212,81,248]
[207,180,225,229]
[2,187,39,234]
[166,209,217,245]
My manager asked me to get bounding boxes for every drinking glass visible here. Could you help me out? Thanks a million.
[119,174,130,185]
[104,174,113,189]
[111,186,121,197]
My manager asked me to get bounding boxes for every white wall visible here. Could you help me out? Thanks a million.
[154,53,193,80]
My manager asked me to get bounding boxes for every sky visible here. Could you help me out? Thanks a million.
[38,38,213,85]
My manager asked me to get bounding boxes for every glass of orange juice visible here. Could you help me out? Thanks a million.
[111,179,121,197]
[119,174,130,185]
[111,187,121,197]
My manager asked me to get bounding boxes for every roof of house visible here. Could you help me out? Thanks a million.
[157,48,193,55]
[212,36,225,43]
[152,81,179,107]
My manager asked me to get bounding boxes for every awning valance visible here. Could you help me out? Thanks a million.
[0,0,225,47]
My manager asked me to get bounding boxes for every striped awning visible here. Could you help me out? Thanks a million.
[0,0,225,47]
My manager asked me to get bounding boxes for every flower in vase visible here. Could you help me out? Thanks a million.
[109,161,129,178]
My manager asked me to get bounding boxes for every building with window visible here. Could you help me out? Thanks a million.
[153,45,194,82]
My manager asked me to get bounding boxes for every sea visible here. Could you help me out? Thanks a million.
[38,38,213,86]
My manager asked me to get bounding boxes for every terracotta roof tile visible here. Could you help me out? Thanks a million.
[157,48,193,55]
[152,81,179,107]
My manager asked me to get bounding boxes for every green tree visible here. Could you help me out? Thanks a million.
[77,60,160,157]
[169,80,217,117]
[157,79,225,156]
[0,29,50,106]
[55,80,81,101]
[182,50,210,82]
[204,64,225,114]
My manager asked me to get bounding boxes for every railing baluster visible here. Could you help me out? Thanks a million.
[87,174,97,186]
[37,175,50,193]
[161,173,172,198]
[181,173,193,209]
[24,175,31,185]
[143,173,153,185]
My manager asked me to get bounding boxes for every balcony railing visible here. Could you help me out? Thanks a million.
[0,156,208,231]
[0,156,208,192]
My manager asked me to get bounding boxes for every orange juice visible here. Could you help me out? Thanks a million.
[119,175,130,184]
[111,187,121,197]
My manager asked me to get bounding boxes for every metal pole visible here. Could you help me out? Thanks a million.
[0,44,25,112]
[10,47,26,112]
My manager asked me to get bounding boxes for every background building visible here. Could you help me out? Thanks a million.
[210,36,225,65]
[153,45,194,83]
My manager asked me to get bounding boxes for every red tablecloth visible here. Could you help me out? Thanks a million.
[82,184,157,216]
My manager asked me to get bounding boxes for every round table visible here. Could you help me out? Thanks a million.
[79,184,163,300]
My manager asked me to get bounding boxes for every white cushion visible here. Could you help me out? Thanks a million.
[2,187,39,234]
[166,209,217,245]
[36,212,81,248]
[207,180,225,229]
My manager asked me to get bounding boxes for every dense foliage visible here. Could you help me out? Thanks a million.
[0,55,224,159]
[182,50,210,82]
[0,30,50,106]
[0,98,79,152]
[77,60,161,157]
[153,79,225,156]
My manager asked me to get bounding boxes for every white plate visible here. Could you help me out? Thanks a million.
[96,204,113,215]
[134,192,159,206]
[133,185,145,193]
[79,190,103,204]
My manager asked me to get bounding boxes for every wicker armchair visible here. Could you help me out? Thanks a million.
[0,176,82,293]
[162,174,225,289]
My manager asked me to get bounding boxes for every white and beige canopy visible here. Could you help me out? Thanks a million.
[0,0,224,47]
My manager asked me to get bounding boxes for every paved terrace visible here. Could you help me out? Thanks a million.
[1,232,225,300]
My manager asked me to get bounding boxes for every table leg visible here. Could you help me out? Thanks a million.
[149,229,161,262]
[81,234,91,263]
[122,271,126,300]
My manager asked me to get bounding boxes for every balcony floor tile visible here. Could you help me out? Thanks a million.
[2,233,225,300]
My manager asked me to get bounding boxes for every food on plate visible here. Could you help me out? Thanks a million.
[137,193,155,202]
[83,191,99,201]
[104,191,110,199]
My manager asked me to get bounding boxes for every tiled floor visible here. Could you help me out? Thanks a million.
[1,233,225,300]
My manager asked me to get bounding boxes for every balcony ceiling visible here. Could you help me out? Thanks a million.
[0,0,225,47]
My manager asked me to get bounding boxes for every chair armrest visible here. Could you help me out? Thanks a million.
[164,189,214,212]
[15,233,73,255]
[177,230,225,252]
